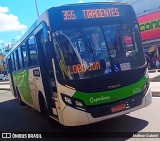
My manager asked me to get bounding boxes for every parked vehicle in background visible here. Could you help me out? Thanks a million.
[0,74,8,81]
[0,74,4,80]
[2,75,8,81]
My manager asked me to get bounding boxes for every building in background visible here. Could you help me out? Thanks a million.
[0,55,6,74]
[115,0,160,69]
[0,40,14,74]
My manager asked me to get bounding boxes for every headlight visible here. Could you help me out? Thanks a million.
[64,97,72,105]
[75,101,83,108]
[61,93,85,111]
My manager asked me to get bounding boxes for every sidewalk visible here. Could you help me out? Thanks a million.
[0,81,10,90]
[149,71,160,97]
[150,82,160,97]
[0,81,9,85]
[148,69,160,73]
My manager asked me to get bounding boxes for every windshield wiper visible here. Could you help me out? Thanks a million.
[79,29,96,61]
[115,20,126,52]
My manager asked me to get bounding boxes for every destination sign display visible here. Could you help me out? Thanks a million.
[62,8,120,20]
[67,61,101,74]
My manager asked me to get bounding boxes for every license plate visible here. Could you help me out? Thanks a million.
[111,104,126,113]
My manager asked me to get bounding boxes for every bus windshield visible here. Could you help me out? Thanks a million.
[53,23,145,80]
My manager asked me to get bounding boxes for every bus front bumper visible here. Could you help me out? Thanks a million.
[62,86,152,126]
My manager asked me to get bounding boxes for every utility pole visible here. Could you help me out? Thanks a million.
[35,0,39,18]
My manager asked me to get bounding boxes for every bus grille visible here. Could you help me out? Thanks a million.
[73,68,146,93]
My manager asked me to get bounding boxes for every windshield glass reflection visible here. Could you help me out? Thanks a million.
[53,23,145,80]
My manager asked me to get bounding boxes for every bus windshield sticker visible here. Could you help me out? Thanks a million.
[105,61,111,68]
[109,50,117,57]
[33,69,40,77]
[113,64,120,73]
[120,63,131,71]
[62,8,120,21]
[105,68,112,74]
[68,61,101,74]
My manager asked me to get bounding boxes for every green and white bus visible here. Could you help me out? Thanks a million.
[5,2,152,126]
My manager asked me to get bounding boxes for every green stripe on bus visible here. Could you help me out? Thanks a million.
[73,77,147,105]
[13,70,33,105]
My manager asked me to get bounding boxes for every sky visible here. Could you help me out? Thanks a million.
[0,0,115,48]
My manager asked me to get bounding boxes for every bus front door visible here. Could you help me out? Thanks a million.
[35,29,58,120]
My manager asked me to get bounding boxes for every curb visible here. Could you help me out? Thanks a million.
[0,83,9,85]
[152,91,160,97]
[0,88,11,91]
[149,69,160,73]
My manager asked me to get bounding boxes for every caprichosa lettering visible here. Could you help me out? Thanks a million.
[90,96,110,103]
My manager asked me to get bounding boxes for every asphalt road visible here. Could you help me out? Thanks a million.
[0,90,160,141]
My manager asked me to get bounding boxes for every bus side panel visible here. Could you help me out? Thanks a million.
[14,70,33,106]
[28,67,45,111]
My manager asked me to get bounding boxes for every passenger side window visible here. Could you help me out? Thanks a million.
[11,54,15,71]
[7,56,12,73]
[28,35,39,67]
[21,43,29,68]
[18,46,24,69]
[15,50,20,70]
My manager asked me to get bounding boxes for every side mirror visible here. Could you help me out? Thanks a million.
[43,27,51,43]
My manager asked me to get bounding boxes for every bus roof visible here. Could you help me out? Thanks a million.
[59,2,128,6]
